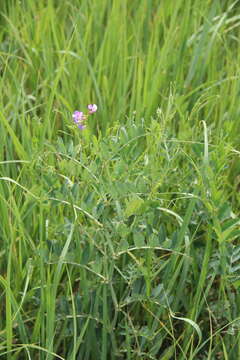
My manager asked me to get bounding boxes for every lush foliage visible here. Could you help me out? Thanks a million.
[0,0,240,359]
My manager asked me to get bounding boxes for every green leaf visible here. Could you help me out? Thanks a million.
[133,232,145,247]
[125,197,144,217]
[0,110,28,159]
[170,310,202,345]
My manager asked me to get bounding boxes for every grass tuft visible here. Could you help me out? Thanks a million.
[0,0,240,359]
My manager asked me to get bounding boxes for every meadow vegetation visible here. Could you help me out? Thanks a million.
[0,0,240,359]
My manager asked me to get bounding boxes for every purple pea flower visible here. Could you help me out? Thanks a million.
[72,111,86,130]
[72,104,97,130]
[72,111,84,123]
[88,104,98,114]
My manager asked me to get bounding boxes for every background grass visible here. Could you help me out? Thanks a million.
[0,0,240,359]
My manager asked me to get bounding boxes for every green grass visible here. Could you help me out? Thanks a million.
[0,0,240,359]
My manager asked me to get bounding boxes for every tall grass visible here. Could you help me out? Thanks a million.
[0,0,240,359]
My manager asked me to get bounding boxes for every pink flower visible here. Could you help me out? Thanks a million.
[88,104,98,114]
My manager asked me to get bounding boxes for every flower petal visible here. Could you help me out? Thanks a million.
[72,111,84,123]
[88,104,97,114]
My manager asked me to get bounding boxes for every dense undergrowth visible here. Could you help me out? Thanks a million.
[0,0,240,359]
